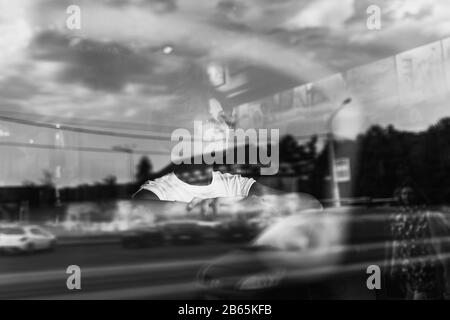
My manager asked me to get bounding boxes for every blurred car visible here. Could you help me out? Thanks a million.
[247,216,284,233]
[121,226,165,248]
[0,225,57,253]
[197,209,389,299]
[217,218,259,242]
[162,219,204,244]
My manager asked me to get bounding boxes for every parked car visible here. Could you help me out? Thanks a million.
[0,225,57,254]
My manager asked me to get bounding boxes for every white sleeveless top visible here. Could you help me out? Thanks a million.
[138,171,255,203]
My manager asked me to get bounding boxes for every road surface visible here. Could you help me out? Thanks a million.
[0,242,243,299]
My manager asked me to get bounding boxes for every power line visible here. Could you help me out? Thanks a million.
[294,133,328,140]
[0,110,180,133]
[0,141,170,156]
[0,113,326,142]
[0,115,172,141]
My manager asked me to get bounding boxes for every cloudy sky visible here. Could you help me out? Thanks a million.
[1,0,450,186]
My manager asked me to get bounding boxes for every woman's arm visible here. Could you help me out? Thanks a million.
[187,181,323,215]
[248,182,323,211]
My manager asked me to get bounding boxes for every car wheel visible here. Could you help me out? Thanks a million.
[26,243,35,254]
[48,240,57,252]
[190,234,203,245]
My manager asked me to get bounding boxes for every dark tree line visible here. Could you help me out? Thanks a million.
[354,119,450,204]
[310,117,450,204]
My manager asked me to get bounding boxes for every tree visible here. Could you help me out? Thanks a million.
[306,135,318,159]
[22,180,36,187]
[40,170,55,187]
[102,175,117,186]
[308,117,450,205]
[279,135,308,163]
[135,156,153,185]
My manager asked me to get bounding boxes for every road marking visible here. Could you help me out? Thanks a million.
[0,258,207,286]
[29,281,198,300]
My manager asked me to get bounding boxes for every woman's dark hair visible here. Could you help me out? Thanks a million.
[394,179,430,207]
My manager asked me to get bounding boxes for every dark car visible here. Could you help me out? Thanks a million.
[197,208,394,299]
[121,226,165,248]
[162,219,204,244]
[217,218,259,243]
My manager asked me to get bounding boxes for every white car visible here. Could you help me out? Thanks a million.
[0,225,57,253]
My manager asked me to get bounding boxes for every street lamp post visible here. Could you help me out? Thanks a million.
[112,144,136,183]
[327,98,352,208]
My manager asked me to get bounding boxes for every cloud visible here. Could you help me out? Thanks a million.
[283,0,354,30]
[4,0,450,122]
[0,76,40,100]
[0,0,33,81]
[267,0,450,76]
[215,0,308,32]
[30,31,192,92]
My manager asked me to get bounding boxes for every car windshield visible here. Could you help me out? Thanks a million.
[253,220,309,251]
[28,227,49,236]
[253,214,344,251]
[0,227,25,235]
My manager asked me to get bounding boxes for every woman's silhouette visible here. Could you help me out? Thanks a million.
[389,182,446,299]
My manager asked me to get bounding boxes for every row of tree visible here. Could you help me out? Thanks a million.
[307,118,450,204]
[10,116,450,206]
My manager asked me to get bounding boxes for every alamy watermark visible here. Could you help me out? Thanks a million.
[66,5,81,30]
[171,121,279,175]
[66,265,81,290]
[366,5,381,30]
[366,265,381,290]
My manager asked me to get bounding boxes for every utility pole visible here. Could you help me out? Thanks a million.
[112,144,136,183]
[327,98,352,208]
